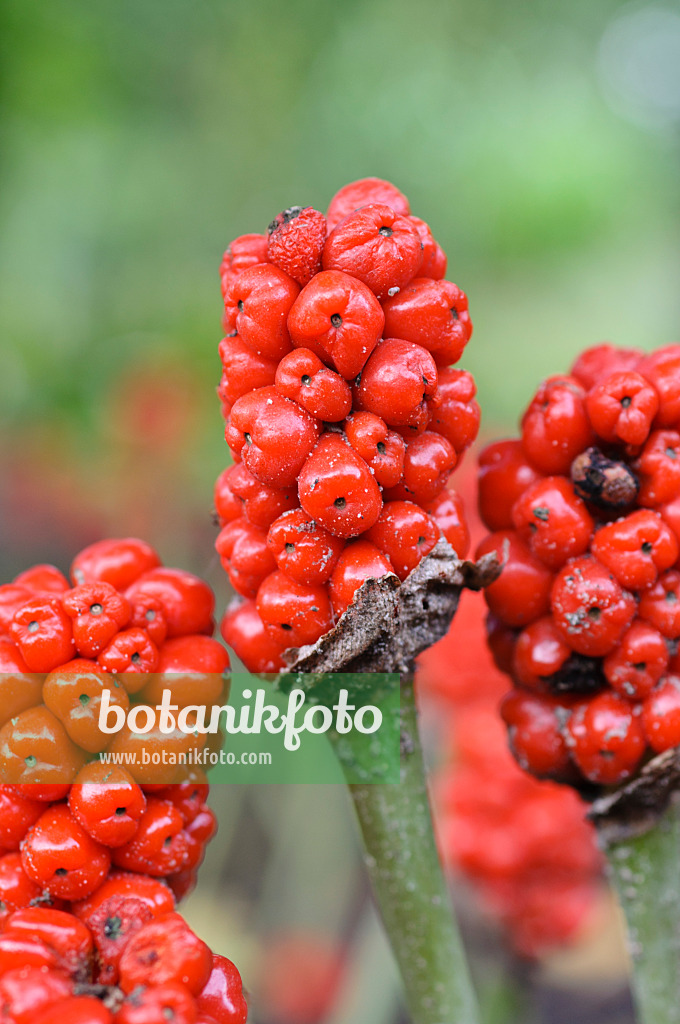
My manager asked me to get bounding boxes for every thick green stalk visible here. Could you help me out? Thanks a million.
[604,798,680,1024]
[331,675,480,1024]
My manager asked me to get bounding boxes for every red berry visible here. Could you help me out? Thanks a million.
[323,203,422,301]
[125,568,215,639]
[590,509,678,589]
[287,269,384,380]
[384,431,456,505]
[267,205,327,286]
[0,585,33,635]
[477,440,542,532]
[424,489,470,557]
[128,593,168,648]
[98,627,159,676]
[62,582,131,658]
[216,463,298,530]
[298,433,382,538]
[521,376,594,475]
[69,763,147,847]
[267,508,344,586]
[382,277,472,366]
[343,411,405,488]
[407,216,447,279]
[638,569,680,638]
[635,429,680,506]
[215,518,277,599]
[326,177,410,231]
[111,799,189,878]
[3,907,93,978]
[585,370,659,446]
[141,635,228,709]
[355,337,438,431]
[603,620,669,699]
[196,955,248,1024]
[118,913,212,995]
[10,597,75,672]
[275,348,352,422]
[550,556,636,656]
[0,967,72,1024]
[477,531,554,628]
[566,692,645,784]
[222,264,299,361]
[73,871,175,923]
[641,676,680,752]
[219,233,268,298]
[0,786,44,850]
[33,996,112,1023]
[328,540,394,616]
[427,368,480,454]
[0,705,87,784]
[366,501,439,581]
[510,477,594,570]
[511,617,571,692]
[219,600,286,674]
[570,343,644,390]
[0,853,44,922]
[71,539,161,590]
[42,658,129,753]
[21,804,110,900]
[114,982,198,1024]
[86,895,154,986]
[256,571,334,648]
[225,386,321,488]
[637,344,680,427]
[13,565,69,595]
[217,335,278,405]
[500,690,574,779]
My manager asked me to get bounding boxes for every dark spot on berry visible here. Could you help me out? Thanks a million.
[90,602,103,615]
[417,536,426,545]
[379,226,393,237]
[633,662,647,671]
[334,496,346,508]
[164,836,173,847]
[79,693,90,706]
[115,806,127,815]
[24,755,37,768]
[285,543,295,554]
[641,541,654,554]
[244,432,252,445]
[27,620,39,634]
[104,914,123,939]
[131,652,141,664]
[162,1008,175,1021]
[422,376,429,386]
[376,441,387,454]
[146,609,156,622]
[587,606,601,621]
[450,307,459,320]
[667,447,678,460]
[226,330,238,338]
[533,506,550,522]
[599,749,615,759]
[281,623,292,631]
[54,867,68,876]
[667,591,678,604]
[237,300,244,312]
[0,901,5,913]
[330,313,343,328]
[301,374,312,386]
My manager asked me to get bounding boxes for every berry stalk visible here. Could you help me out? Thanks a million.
[333,675,480,1024]
[603,799,680,1024]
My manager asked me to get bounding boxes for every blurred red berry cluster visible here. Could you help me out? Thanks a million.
[477,344,680,788]
[213,177,479,671]
[0,538,229,787]
[0,542,247,1019]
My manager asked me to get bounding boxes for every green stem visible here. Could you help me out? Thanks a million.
[604,797,680,1024]
[331,675,480,1024]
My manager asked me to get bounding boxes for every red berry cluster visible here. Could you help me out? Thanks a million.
[478,343,680,787]
[0,538,229,785]
[0,901,246,1023]
[214,177,478,671]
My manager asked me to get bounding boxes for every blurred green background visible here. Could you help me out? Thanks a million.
[0,1,678,1020]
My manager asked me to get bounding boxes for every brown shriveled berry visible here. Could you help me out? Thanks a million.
[570,446,639,509]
